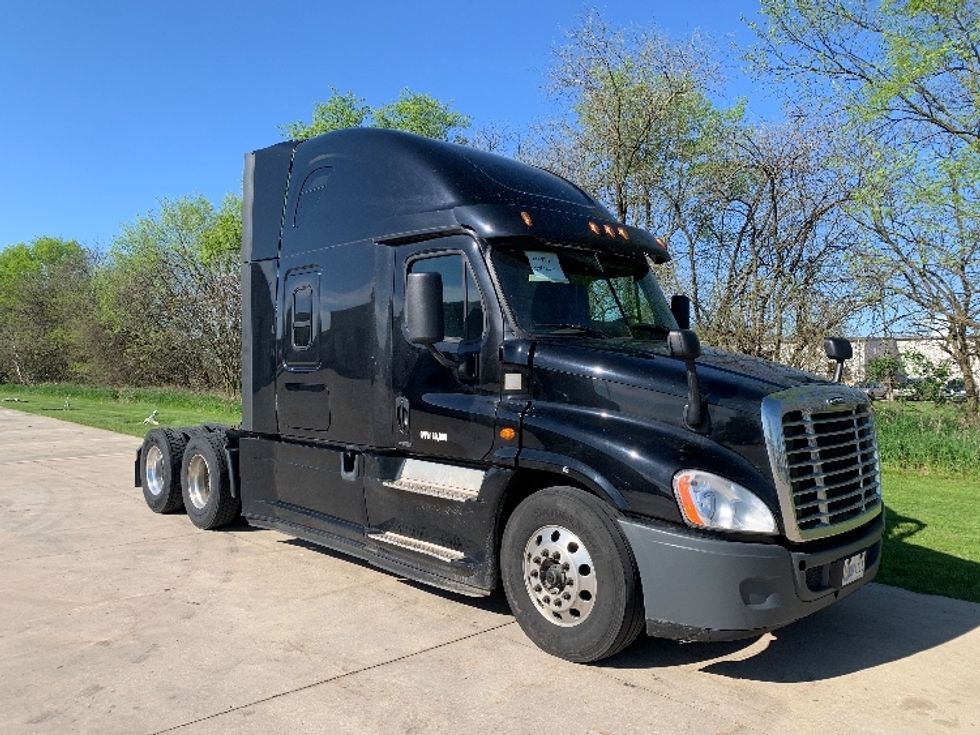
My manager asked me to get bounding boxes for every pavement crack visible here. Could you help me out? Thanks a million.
[145,620,517,734]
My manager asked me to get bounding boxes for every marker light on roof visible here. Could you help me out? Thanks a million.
[588,221,601,234]
[520,211,533,227]
[603,224,616,237]
[617,226,629,240]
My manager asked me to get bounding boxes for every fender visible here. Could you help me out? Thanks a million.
[520,400,777,526]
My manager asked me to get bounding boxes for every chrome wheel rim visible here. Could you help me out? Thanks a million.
[145,445,165,497]
[523,525,597,627]
[186,454,211,510]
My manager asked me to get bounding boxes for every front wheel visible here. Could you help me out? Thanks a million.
[500,486,644,663]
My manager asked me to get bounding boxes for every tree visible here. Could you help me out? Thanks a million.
[866,353,903,400]
[95,196,241,394]
[0,237,92,384]
[537,13,864,365]
[753,0,980,409]
[282,88,470,141]
[537,12,726,227]
[281,89,370,140]
[373,89,471,140]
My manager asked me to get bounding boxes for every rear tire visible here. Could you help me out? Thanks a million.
[140,428,186,513]
[501,486,644,663]
[180,432,240,530]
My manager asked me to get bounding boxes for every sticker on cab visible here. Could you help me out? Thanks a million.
[526,251,569,284]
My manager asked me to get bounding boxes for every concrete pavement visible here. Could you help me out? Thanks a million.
[0,407,977,734]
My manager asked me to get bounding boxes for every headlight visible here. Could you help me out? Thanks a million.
[672,470,777,534]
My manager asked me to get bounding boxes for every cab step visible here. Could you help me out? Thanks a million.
[382,459,484,502]
[368,531,465,563]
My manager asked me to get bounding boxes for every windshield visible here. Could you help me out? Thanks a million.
[490,242,678,339]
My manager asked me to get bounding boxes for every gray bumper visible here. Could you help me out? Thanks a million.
[618,514,883,641]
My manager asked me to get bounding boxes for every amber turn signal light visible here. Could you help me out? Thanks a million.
[499,427,516,441]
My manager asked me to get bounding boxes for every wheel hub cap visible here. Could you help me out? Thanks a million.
[145,445,165,497]
[523,525,597,627]
[186,454,211,510]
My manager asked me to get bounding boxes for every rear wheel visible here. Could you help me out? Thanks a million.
[140,428,186,513]
[180,432,240,530]
[501,486,644,662]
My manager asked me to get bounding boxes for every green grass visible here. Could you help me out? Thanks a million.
[874,401,980,475]
[2,383,977,602]
[0,382,241,437]
[879,466,980,603]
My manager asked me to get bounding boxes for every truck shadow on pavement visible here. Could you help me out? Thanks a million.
[606,547,979,681]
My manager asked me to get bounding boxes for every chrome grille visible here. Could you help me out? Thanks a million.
[762,387,882,542]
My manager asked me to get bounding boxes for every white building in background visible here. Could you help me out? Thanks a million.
[847,336,979,384]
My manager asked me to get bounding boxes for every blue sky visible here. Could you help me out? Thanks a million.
[0,0,774,250]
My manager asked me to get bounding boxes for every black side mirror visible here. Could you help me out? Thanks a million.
[406,272,445,345]
[405,272,455,369]
[670,294,691,330]
[824,337,853,383]
[668,328,701,360]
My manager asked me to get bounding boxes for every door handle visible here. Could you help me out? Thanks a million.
[395,397,410,433]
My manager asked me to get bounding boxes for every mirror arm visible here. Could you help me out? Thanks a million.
[683,360,705,428]
[425,344,457,370]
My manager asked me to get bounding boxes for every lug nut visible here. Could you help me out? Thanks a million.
[543,596,550,604]
[562,562,570,571]
[552,551,561,560]
[555,599,562,607]
[534,585,542,592]
[533,556,541,564]
[530,569,538,577]
[562,593,571,600]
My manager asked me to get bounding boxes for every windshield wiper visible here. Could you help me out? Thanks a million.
[531,323,609,339]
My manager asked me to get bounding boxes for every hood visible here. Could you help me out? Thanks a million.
[531,339,827,417]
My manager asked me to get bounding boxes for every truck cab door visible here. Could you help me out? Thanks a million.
[391,236,500,462]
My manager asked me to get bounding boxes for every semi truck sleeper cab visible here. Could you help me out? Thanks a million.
[136,128,883,662]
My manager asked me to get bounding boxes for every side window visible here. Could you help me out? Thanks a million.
[410,254,484,342]
[283,270,320,368]
[292,284,313,349]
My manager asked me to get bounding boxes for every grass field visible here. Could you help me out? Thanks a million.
[1,383,977,602]
[0,383,240,437]
[879,467,979,603]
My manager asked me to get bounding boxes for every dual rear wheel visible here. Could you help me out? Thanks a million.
[139,428,239,529]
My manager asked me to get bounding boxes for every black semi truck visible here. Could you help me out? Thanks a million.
[136,128,883,662]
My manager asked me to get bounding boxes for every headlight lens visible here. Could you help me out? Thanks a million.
[672,470,777,534]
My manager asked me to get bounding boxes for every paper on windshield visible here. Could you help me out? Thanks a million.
[526,251,569,283]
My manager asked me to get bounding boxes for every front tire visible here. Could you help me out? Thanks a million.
[501,486,644,662]
[180,432,240,530]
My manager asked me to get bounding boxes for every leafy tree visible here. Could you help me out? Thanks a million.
[96,196,241,393]
[0,237,92,384]
[902,350,953,402]
[281,89,370,140]
[867,353,904,400]
[537,13,863,365]
[373,89,471,140]
[282,88,470,141]
[753,0,980,410]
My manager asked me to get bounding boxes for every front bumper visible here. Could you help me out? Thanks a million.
[618,513,883,641]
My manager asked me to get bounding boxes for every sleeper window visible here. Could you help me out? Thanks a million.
[292,285,313,349]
